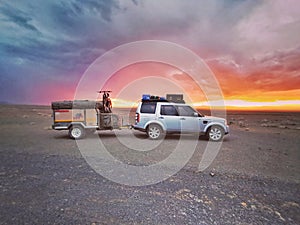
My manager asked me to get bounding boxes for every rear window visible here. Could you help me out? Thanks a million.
[141,102,157,114]
[161,105,178,116]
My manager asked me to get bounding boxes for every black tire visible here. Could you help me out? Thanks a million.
[147,124,164,140]
[69,125,85,139]
[206,125,224,142]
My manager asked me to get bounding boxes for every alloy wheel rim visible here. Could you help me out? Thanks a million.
[209,128,221,140]
[149,127,160,139]
[72,128,82,138]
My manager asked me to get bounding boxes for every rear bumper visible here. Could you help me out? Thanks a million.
[132,125,146,132]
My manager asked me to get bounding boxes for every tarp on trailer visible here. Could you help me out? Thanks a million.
[51,100,103,110]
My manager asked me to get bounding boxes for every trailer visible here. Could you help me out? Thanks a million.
[51,98,120,139]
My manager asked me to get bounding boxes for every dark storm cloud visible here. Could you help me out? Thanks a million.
[0,4,39,32]
[1,0,258,73]
[0,1,120,69]
[0,0,122,103]
[0,0,299,104]
[74,0,119,21]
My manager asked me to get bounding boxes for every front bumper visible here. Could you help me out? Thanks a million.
[224,125,230,134]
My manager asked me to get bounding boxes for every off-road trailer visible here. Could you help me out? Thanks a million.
[51,97,120,139]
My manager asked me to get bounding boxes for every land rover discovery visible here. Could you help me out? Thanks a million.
[133,94,229,141]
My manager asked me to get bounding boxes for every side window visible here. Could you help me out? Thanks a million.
[161,105,178,116]
[176,105,197,117]
[141,102,156,114]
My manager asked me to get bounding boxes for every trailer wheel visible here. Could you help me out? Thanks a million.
[69,125,85,139]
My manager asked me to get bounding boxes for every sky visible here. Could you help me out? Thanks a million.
[0,0,300,111]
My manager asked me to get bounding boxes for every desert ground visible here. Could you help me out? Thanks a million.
[0,104,299,224]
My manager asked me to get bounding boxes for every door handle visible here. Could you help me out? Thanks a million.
[180,118,186,120]
[159,117,164,119]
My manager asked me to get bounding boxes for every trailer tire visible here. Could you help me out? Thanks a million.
[69,125,85,139]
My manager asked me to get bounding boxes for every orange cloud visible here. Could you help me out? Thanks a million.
[99,60,299,111]
[207,58,300,104]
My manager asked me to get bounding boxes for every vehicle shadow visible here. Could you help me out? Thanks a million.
[131,132,209,141]
[53,134,71,140]
[53,130,229,142]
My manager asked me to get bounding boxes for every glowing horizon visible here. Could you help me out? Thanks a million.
[111,98,300,112]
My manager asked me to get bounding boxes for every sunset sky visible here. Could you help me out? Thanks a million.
[1,0,300,111]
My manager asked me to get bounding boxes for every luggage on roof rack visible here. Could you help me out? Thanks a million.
[141,94,185,103]
[141,94,168,102]
[166,94,185,103]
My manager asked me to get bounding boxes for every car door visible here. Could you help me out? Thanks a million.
[159,105,180,132]
[176,105,202,132]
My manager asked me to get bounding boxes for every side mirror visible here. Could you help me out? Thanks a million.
[193,112,199,117]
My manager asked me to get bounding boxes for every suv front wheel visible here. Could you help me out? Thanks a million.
[147,124,164,140]
[207,125,224,142]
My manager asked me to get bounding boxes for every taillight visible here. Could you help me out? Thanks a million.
[135,113,140,123]
[55,110,69,113]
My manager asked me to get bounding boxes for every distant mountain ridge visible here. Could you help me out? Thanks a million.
[0,101,11,105]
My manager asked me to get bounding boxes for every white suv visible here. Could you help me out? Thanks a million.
[133,96,229,141]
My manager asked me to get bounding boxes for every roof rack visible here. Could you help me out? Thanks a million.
[141,94,185,103]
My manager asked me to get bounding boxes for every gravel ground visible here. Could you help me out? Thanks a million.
[0,105,299,224]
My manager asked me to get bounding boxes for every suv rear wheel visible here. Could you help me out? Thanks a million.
[147,124,163,140]
[207,125,224,142]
